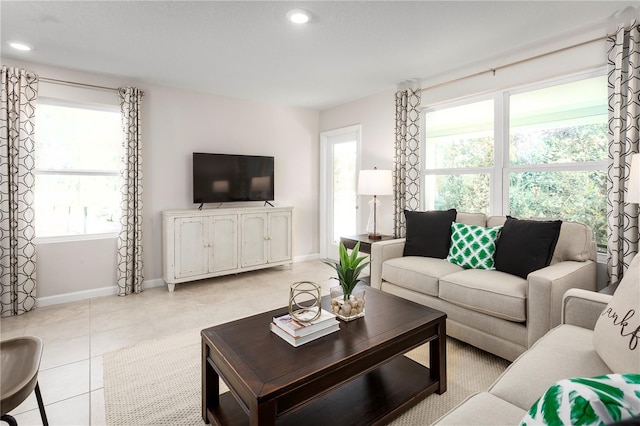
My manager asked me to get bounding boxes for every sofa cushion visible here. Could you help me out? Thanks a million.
[490,325,612,411]
[382,256,462,297]
[552,221,594,263]
[446,222,503,270]
[486,216,507,228]
[455,211,487,227]
[435,392,526,425]
[439,269,527,322]
[494,216,562,278]
[519,373,640,426]
[593,254,640,373]
[403,209,457,259]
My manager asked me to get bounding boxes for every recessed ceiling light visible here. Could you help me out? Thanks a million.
[8,42,33,51]
[287,9,311,24]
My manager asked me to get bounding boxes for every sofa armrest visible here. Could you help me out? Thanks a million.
[526,260,597,347]
[562,288,611,330]
[370,238,406,289]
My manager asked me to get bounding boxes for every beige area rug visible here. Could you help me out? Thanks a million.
[104,328,510,426]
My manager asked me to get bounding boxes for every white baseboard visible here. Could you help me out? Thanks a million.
[144,278,166,289]
[37,278,166,307]
[37,255,321,307]
[294,253,320,262]
[38,286,117,307]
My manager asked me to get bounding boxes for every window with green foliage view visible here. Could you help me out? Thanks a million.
[424,72,607,252]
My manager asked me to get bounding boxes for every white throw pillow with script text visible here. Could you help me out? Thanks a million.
[593,254,640,373]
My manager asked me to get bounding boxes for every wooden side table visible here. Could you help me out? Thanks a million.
[339,234,396,254]
[339,234,397,285]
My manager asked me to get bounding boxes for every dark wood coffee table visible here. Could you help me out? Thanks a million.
[201,287,447,426]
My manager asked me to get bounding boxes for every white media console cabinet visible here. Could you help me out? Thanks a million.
[162,206,293,292]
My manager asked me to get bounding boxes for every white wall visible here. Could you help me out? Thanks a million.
[143,82,320,281]
[419,34,609,106]
[2,58,320,301]
[319,89,397,235]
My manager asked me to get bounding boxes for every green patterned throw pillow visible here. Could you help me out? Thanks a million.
[520,374,640,426]
[446,222,503,270]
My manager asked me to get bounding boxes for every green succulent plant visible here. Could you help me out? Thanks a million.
[322,242,370,300]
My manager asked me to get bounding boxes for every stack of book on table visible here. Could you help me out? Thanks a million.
[270,308,339,347]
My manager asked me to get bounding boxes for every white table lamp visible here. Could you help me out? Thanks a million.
[358,167,393,240]
[628,153,640,204]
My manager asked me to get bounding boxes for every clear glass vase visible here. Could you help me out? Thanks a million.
[330,286,366,321]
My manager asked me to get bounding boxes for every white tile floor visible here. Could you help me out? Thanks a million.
[1,260,335,426]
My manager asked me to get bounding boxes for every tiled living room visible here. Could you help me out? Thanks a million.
[2,2,640,426]
[1,261,337,425]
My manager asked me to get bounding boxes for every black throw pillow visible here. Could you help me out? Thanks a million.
[494,216,562,279]
[403,209,457,259]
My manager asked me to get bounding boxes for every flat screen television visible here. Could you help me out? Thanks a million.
[193,153,275,204]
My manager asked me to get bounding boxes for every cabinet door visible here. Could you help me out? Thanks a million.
[174,217,208,279]
[241,213,268,267]
[209,215,238,272]
[268,211,292,263]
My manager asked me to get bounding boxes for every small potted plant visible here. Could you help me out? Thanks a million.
[322,242,370,321]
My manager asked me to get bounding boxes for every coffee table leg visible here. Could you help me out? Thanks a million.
[250,400,276,426]
[429,318,447,394]
[202,341,219,424]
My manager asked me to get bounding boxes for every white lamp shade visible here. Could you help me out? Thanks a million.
[628,153,640,204]
[357,169,393,196]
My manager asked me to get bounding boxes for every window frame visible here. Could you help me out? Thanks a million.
[34,95,123,243]
[421,67,608,253]
[422,92,501,214]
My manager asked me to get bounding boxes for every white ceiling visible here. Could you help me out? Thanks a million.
[1,1,638,110]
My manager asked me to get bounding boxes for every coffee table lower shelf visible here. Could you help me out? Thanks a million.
[206,355,438,426]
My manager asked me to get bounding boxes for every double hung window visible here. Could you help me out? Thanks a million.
[424,98,495,215]
[34,98,123,239]
[423,71,608,250]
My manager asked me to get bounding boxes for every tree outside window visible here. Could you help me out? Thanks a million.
[423,72,607,251]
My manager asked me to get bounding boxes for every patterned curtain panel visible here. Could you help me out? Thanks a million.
[117,87,144,296]
[393,88,421,238]
[0,66,38,317]
[607,22,640,283]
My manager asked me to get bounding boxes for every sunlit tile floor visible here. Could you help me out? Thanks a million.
[1,260,335,426]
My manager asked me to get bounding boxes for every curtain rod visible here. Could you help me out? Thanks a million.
[420,32,613,93]
[38,76,145,95]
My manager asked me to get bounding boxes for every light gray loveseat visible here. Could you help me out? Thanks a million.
[370,212,597,361]
[435,287,615,424]
[436,250,640,424]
